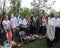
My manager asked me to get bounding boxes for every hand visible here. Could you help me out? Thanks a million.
[5,30,7,33]
[33,24,34,26]
[40,25,41,27]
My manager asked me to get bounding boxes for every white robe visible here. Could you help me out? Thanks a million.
[47,18,55,41]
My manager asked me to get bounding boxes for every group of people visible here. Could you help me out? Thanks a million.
[1,12,47,46]
[1,12,60,48]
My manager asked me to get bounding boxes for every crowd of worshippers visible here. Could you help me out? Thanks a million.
[1,12,60,48]
[1,12,47,46]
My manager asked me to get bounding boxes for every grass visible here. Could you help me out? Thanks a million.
[0,35,60,48]
[14,39,47,48]
[13,38,60,48]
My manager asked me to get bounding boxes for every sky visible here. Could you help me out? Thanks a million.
[0,0,60,12]
[21,0,60,11]
[21,0,33,9]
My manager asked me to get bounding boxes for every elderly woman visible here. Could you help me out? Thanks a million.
[46,14,55,48]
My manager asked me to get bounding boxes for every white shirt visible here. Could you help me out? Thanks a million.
[19,18,22,25]
[2,20,10,30]
[15,16,20,26]
[42,19,46,26]
[22,19,28,28]
[33,17,36,23]
[10,17,17,28]
[55,18,60,27]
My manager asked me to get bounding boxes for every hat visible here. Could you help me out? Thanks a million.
[50,13,54,18]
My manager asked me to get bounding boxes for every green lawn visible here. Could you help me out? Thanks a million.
[13,39,46,48]
[14,38,60,48]
[0,36,60,48]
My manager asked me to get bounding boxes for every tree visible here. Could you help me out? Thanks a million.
[21,7,31,18]
[58,11,60,16]
[0,0,11,14]
[57,10,60,17]
[16,0,21,13]
[31,0,55,15]
[11,0,21,13]
[2,0,6,13]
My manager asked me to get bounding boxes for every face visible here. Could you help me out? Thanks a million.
[4,13,8,17]
[5,16,8,20]
[42,16,46,19]
[19,14,21,18]
[25,16,27,18]
[37,16,40,18]
[16,13,19,16]
[39,15,41,18]
[31,14,34,16]
[25,16,28,20]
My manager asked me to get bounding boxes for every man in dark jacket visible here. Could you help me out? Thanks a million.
[30,13,36,34]
[36,15,42,34]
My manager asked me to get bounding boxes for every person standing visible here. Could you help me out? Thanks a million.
[41,16,46,36]
[15,13,20,27]
[54,16,60,43]
[36,15,42,34]
[30,13,36,35]
[1,12,8,31]
[2,15,11,41]
[10,13,17,41]
[46,14,55,48]
[15,13,21,45]
[15,13,21,35]
[19,15,23,31]
[22,16,29,35]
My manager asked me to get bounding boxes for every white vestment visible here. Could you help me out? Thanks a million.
[47,18,55,41]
